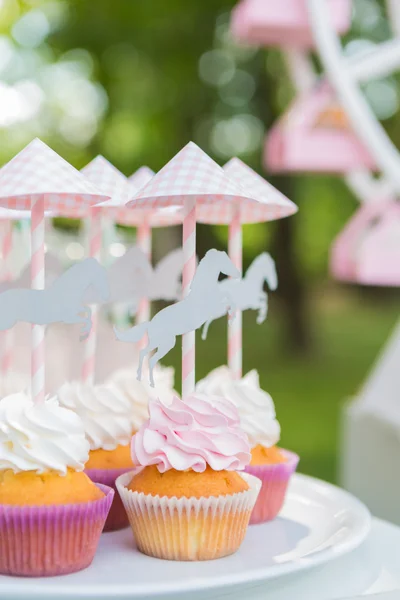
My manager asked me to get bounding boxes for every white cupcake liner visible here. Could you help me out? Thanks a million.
[116,469,261,561]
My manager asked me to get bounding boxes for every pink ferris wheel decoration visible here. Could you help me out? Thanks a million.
[230,0,351,49]
[265,84,376,174]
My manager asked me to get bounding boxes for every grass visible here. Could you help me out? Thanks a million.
[164,290,399,484]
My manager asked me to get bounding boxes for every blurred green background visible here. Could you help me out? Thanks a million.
[0,0,398,483]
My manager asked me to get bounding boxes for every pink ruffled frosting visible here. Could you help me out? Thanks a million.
[131,394,251,473]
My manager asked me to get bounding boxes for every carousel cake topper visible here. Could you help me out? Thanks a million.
[0,138,108,403]
[114,248,240,386]
[126,142,298,394]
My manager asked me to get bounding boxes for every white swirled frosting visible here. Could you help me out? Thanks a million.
[57,381,135,451]
[197,366,280,448]
[0,392,89,475]
[108,364,177,431]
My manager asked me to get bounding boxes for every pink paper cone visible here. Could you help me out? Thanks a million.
[0,483,113,577]
[85,468,131,531]
[245,450,299,525]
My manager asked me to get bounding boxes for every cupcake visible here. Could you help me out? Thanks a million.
[57,380,136,531]
[197,367,299,524]
[116,393,261,561]
[0,392,113,577]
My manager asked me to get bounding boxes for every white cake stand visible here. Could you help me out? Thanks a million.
[0,474,371,600]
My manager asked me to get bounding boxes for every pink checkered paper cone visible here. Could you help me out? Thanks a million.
[129,167,155,336]
[129,166,155,191]
[331,199,400,287]
[127,142,268,397]
[231,0,351,49]
[222,157,297,378]
[265,83,376,174]
[80,156,132,384]
[0,138,108,403]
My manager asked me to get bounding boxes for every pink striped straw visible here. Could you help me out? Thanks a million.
[129,167,155,348]
[0,221,13,376]
[182,198,196,398]
[136,219,151,351]
[81,208,102,384]
[31,197,45,403]
[228,206,243,379]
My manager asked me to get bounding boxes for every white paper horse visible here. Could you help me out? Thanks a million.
[201,252,278,340]
[86,246,184,310]
[114,249,240,386]
[0,252,62,294]
[0,257,109,339]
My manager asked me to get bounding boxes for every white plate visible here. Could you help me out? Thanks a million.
[0,474,371,600]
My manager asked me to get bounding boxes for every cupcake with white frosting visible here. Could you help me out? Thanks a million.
[197,366,299,524]
[57,380,136,531]
[0,392,113,576]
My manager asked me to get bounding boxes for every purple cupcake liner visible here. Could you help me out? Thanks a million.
[0,483,114,577]
[245,449,299,525]
[85,467,132,532]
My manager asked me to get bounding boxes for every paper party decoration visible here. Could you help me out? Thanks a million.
[221,157,296,378]
[115,166,182,347]
[114,249,240,386]
[0,252,62,293]
[331,199,400,287]
[265,84,376,174]
[129,167,156,334]
[126,141,268,396]
[0,138,108,403]
[230,0,351,49]
[201,252,277,340]
[79,155,132,384]
[0,257,109,335]
[85,246,184,308]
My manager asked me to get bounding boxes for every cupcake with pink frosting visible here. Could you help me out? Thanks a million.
[116,393,261,561]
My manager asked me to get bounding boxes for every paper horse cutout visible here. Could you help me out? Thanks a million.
[0,258,109,338]
[85,246,151,305]
[201,252,277,340]
[0,252,62,294]
[114,249,240,386]
[84,246,184,309]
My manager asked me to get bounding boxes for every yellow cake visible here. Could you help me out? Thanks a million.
[85,444,134,470]
[0,469,104,506]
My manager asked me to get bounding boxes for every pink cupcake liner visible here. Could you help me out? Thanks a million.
[85,467,131,531]
[245,449,299,525]
[0,483,114,577]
